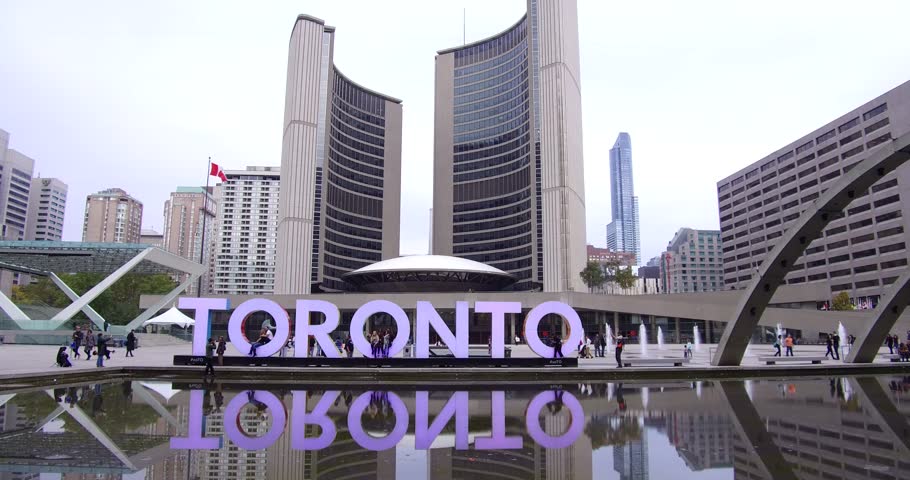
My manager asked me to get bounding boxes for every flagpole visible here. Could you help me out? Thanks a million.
[197,156,212,297]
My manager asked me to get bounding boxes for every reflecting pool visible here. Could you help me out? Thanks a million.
[1,375,909,479]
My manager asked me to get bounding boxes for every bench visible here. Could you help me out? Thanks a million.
[427,346,512,358]
[759,356,825,365]
[621,357,690,367]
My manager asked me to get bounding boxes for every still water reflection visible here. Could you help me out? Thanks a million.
[1,376,909,479]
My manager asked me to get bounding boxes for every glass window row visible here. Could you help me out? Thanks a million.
[454,123,530,153]
[326,172,382,199]
[455,48,528,87]
[454,210,531,234]
[454,144,531,174]
[455,156,530,183]
[454,74,529,107]
[324,228,382,252]
[331,96,385,128]
[454,102,529,135]
[454,19,527,68]
[330,124,385,158]
[325,205,383,229]
[324,240,382,262]
[326,183,383,218]
[454,117,529,144]
[330,138,383,168]
[330,116,384,148]
[454,60,528,96]
[329,148,384,178]
[453,221,531,244]
[454,90,529,125]
[333,73,385,116]
[328,161,383,187]
[454,196,531,223]
[453,167,530,203]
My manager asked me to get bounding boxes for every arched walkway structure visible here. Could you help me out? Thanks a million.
[713,132,910,366]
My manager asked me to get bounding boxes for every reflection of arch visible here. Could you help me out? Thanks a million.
[713,133,910,366]
[850,377,910,456]
[717,382,798,480]
[846,269,910,363]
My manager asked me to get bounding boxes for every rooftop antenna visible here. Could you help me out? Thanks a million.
[463,8,466,45]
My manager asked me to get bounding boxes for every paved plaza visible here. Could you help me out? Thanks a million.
[0,336,903,377]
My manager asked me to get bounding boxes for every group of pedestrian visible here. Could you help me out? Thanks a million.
[66,324,138,367]
[886,333,910,361]
[772,334,796,357]
[369,330,392,357]
[824,331,843,360]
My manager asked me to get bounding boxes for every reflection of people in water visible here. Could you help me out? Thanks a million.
[91,384,104,418]
[65,387,79,408]
[213,383,224,413]
[615,383,627,412]
[547,390,565,414]
[247,391,268,417]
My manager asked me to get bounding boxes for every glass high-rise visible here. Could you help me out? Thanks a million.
[432,0,588,292]
[607,132,641,264]
[275,15,402,294]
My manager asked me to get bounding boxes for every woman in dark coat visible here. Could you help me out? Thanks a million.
[125,331,136,357]
[56,347,72,367]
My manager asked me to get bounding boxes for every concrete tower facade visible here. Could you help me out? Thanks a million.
[275,15,402,294]
[81,188,143,243]
[432,0,587,292]
[26,177,67,241]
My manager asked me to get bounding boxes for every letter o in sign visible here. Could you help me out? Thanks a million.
[524,301,584,358]
[349,300,410,358]
[227,299,290,358]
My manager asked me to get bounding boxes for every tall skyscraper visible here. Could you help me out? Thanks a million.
[212,166,280,295]
[81,188,143,243]
[717,80,910,305]
[613,433,649,480]
[607,132,641,264]
[26,177,67,241]
[432,0,588,292]
[163,186,216,294]
[274,15,403,294]
[0,143,35,242]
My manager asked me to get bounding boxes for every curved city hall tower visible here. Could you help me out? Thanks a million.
[275,15,402,294]
[432,0,586,291]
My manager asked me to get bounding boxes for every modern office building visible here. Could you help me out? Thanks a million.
[81,188,143,243]
[163,187,217,295]
[607,132,641,264]
[660,228,723,293]
[717,80,910,306]
[0,143,35,242]
[432,0,588,292]
[212,166,280,295]
[25,177,67,241]
[667,412,733,471]
[613,434,648,480]
[274,14,402,295]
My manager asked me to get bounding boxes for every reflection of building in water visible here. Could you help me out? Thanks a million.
[732,380,910,480]
[309,422,395,479]
[667,412,733,470]
[137,402,190,480]
[0,400,39,480]
[193,406,269,480]
[427,415,591,480]
[613,432,648,480]
[266,424,314,479]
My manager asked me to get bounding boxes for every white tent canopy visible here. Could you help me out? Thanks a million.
[141,307,194,328]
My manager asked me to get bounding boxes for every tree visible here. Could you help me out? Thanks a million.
[832,291,854,311]
[579,261,605,293]
[12,273,177,325]
[602,258,622,294]
[615,266,637,292]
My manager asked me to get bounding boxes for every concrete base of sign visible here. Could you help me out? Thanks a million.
[759,356,825,365]
[172,355,575,368]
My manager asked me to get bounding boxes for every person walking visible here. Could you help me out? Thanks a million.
[887,334,895,354]
[216,336,227,365]
[598,333,607,358]
[894,335,901,356]
[825,335,836,359]
[204,337,216,376]
[832,332,841,360]
[773,335,782,357]
[95,333,107,367]
[345,335,354,358]
[71,326,83,359]
[552,334,563,359]
[125,331,136,357]
[785,334,794,356]
[614,334,625,368]
[85,328,97,361]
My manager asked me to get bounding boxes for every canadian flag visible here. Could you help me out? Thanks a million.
[209,162,227,182]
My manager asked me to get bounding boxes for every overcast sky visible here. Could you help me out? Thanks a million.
[2,0,909,263]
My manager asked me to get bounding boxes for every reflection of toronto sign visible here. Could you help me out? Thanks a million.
[180,298,585,358]
[171,389,584,451]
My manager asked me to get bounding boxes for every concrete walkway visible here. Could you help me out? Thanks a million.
[0,340,901,377]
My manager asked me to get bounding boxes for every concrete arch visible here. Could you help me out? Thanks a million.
[713,132,910,366]
[846,268,910,362]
